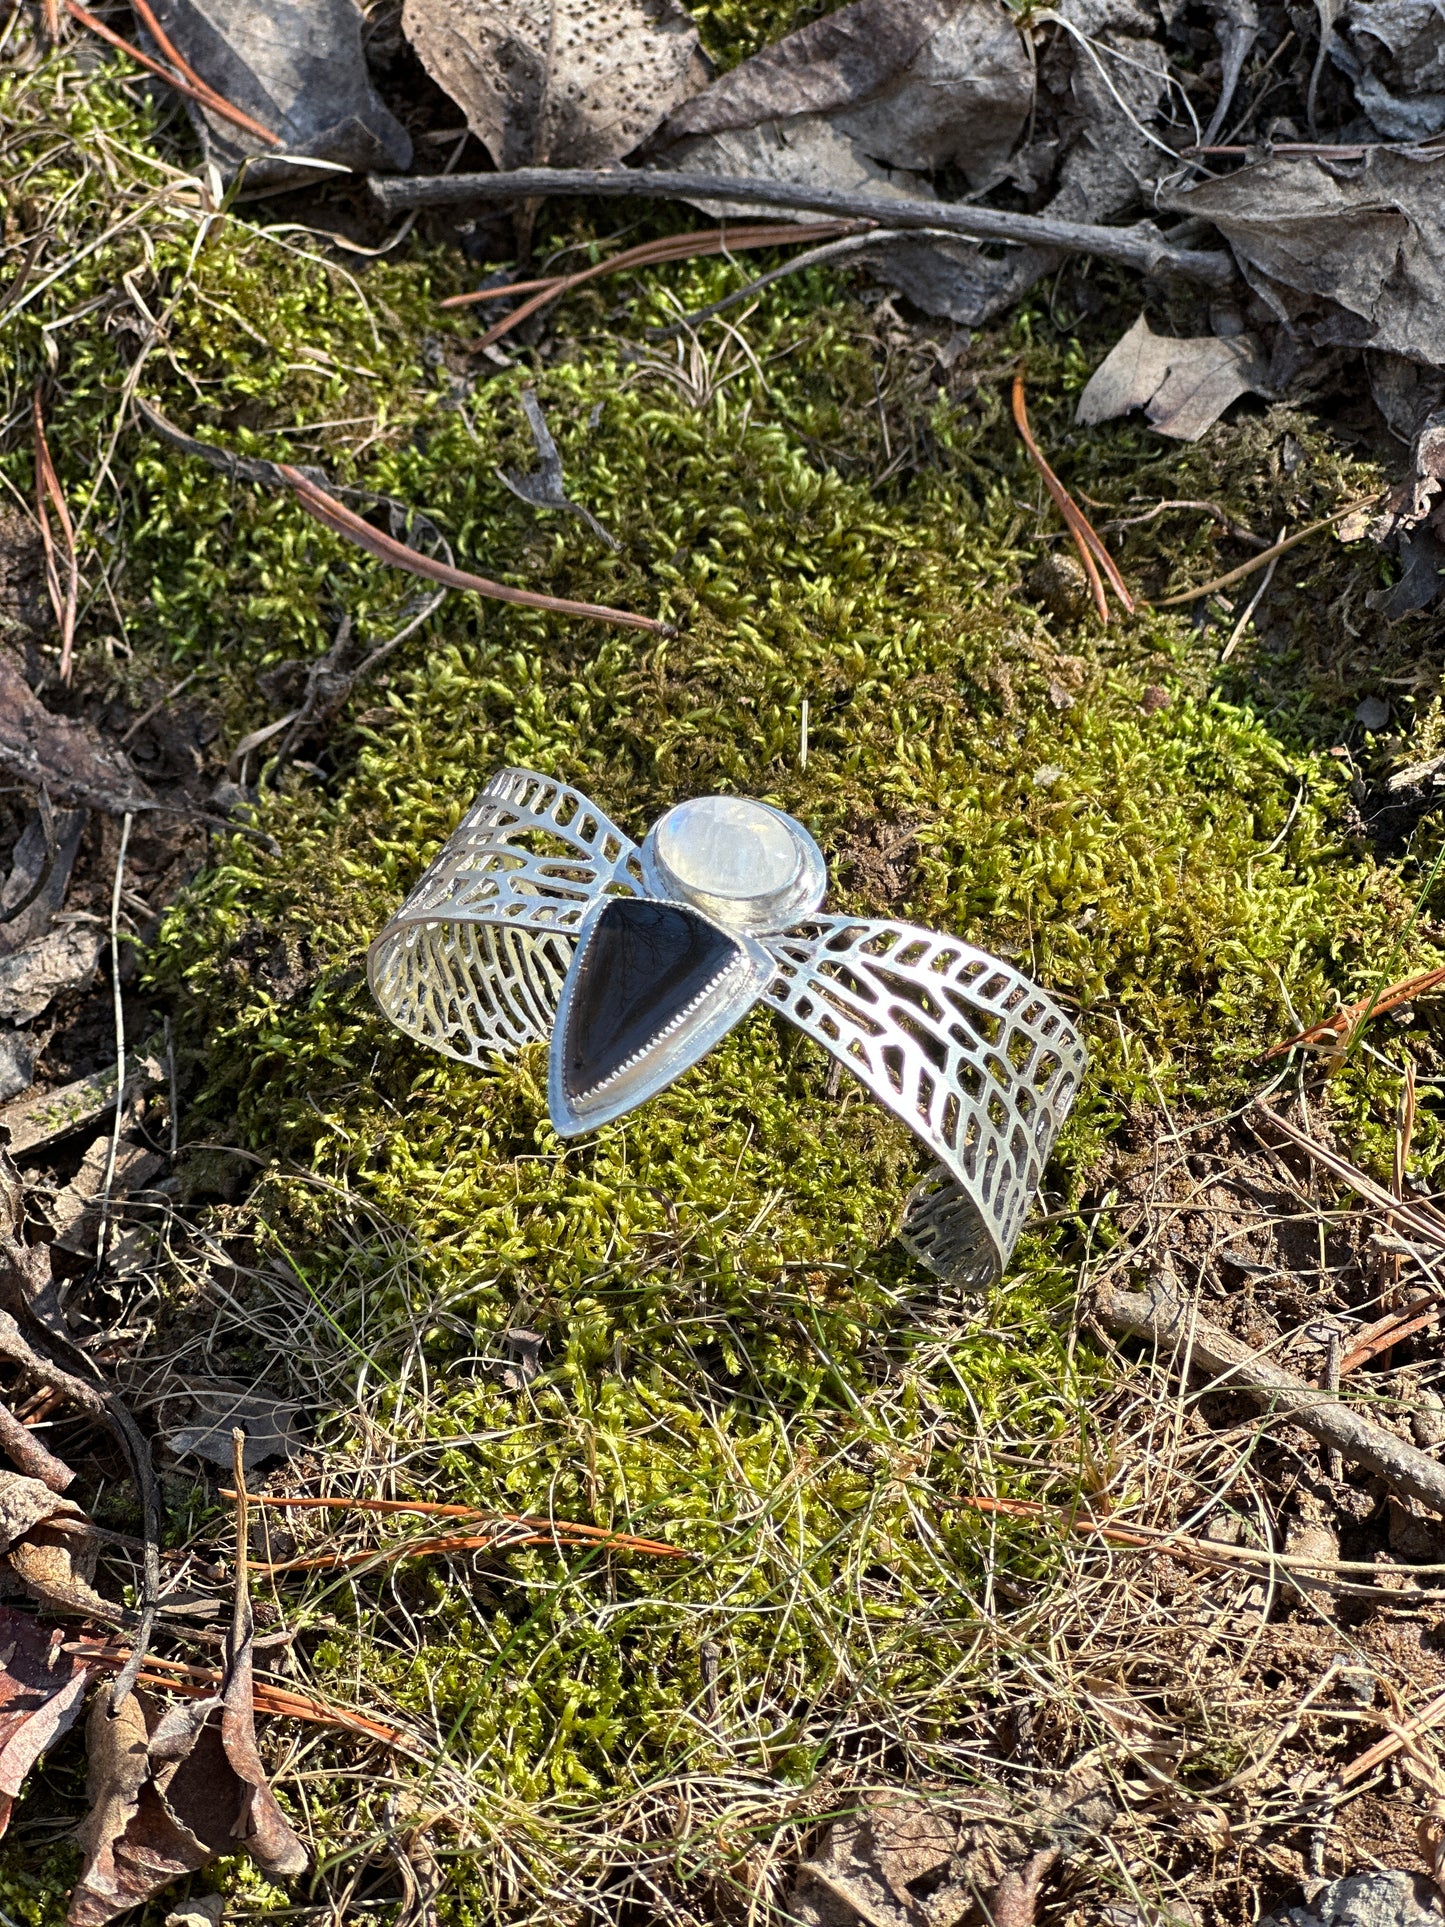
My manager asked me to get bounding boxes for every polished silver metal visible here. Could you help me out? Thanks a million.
[368,768,1086,1286]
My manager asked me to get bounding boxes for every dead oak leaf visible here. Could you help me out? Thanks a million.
[0,1606,93,1840]
[1075,312,1268,442]
[401,0,709,171]
[0,1471,115,1620]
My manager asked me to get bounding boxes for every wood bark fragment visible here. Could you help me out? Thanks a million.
[368,166,1236,286]
[1093,1276,1445,1517]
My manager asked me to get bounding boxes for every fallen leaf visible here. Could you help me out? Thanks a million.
[1336,0,1445,142]
[163,1384,302,1472]
[498,391,618,549]
[1363,407,1445,618]
[68,1691,215,1927]
[0,1471,114,1619]
[1075,312,1269,441]
[0,1606,93,1839]
[0,655,151,817]
[47,1136,167,1257]
[402,0,708,171]
[661,0,1031,188]
[146,0,413,187]
[1165,150,1445,368]
[0,804,86,960]
[0,924,103,1026]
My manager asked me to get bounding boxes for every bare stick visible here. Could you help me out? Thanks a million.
[0,1393,74,1491]
[1094,1275,1445,1516]
[369,167,1236,287]
[1152,497,1381,607]
[94,810,132,1272]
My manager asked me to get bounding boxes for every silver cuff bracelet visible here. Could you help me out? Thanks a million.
[368,769,1086,1286]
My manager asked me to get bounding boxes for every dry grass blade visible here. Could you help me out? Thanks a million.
[277,465,670,634]
[1012,374,1133,623]
[1339,1687,1445,1787]
[64,1,280,148]
[1261,962,1445,1060]
[31,388,77,684]
[954,1494,1445,1598]
[1152,496,1382,607]
[1252,1100,1445,1247]
[447,220,858,347]
[254,1525,689,1574]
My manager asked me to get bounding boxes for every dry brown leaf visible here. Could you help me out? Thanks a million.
[0,1469,88,1552]
[163,1382,302,1472]
[0,1471,115,1618]
[0,924,104,1026]
[1075,313,1268,442]
[1166,150,1445,369]
[0,652,152,816]
[68,1691,217,1927]
[146,0,412,186]
[661,0,1030,188]
[401,0,708,171]
[220,1522,307,1874]
[0,1606,93,1839]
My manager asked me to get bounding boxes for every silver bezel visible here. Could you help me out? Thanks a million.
[640,798,827,936]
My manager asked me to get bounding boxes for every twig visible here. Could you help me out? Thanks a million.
[1219,525,1284,662]
[1012,374,1134,623]
[369,167,1237,287]
[1152,497,1381,607]
[1261,963,1445,1061]
[0,1391,74,1490]
[1094,1274,1445,1515]
[64,0,280,147]
[93,810,132,1273]
[32,389,77,683]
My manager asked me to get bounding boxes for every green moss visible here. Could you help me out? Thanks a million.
[1,30,1441,1921]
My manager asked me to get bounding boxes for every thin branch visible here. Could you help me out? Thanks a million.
[1261,961,1445,1060]
[369,167,1237,287]
[1152,496,1381,607]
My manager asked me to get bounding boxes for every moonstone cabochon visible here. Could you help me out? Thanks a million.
[561,897,742,1100]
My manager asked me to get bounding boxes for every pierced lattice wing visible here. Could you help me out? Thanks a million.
[368,768,640,1065]
[762,917,1086,1286]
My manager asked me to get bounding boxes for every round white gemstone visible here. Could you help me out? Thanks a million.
[654,796,801,902]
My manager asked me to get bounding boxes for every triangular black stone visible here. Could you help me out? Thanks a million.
[563,898,743,1102]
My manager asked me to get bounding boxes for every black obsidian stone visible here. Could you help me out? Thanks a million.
[563,898,742,1102]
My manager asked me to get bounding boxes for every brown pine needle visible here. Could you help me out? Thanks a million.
[64,1,281,148]
[1260,962,1445,1060]
[223,1491,689,1565]
[1339,1299,1443,1374]
[65,1642,411,1745]
[444,221,857,349]
[31,388,78,683]
[277,465,670,634]
[1011,374,1134,624]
